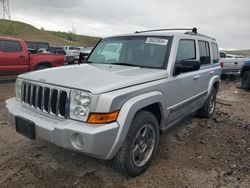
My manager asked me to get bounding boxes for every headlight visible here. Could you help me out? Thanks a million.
[15,78,22,101]
[69,90,92,121]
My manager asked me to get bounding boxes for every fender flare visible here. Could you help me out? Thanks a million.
[105,91,167,159]
[207,75,220,98]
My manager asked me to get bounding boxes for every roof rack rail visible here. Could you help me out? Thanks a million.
[185,31,216,41]
[135,27,198,34]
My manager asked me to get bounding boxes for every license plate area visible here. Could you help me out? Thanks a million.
[15,116,36,139]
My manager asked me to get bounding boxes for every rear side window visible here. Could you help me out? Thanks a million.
[211,43,219,63]
[198,41,210,65]
[220,52,226,58]
[176,40,196,62]
[0,40,22,52]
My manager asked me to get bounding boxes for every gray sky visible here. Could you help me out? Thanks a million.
[10,0,250,49]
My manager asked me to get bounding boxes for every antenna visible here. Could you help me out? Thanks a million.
[0,0,11,20]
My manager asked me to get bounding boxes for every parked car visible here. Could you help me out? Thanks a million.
[49,46,66,55]
[5,28,221,177]
[63,46,80,55]
[0,37,65,76]
[241,60,250,90]
[26,41,50,51]
[65,48,92,64]
[37,48,52,54]
[220,51,247,75]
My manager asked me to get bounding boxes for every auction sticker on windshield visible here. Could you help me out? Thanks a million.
[146,37,168,45]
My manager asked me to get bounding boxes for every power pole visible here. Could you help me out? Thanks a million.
[0,0,11,20]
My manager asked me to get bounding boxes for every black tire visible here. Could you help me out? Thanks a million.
[198,87,217,118]
[113,110,159,177]
[241,71,250,90]
[36,64,49,70]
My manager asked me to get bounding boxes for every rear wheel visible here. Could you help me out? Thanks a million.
[36,64,49,70]
[113,110,159,177]
[198,87,217,118]
[241,71,250,90]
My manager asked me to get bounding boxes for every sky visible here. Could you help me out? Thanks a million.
[8,0,250,49]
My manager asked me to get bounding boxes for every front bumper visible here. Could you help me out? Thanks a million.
[5,98,119,160]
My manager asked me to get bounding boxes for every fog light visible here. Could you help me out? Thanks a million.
[71,133,84,149]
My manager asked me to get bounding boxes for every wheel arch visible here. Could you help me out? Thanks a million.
[105,91,167,159]
[35,62,52,69]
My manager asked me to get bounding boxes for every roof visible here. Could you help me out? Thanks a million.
[0,36,21,41]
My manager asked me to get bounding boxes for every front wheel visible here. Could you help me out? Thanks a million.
[113,110,159,177]
[198,87,217,118]
[241,71,250,90]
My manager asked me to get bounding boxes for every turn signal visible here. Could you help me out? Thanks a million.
[87,111,119,124]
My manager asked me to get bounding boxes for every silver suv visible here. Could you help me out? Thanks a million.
[6,28,221,177]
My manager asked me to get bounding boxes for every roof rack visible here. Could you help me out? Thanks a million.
[184,31,216,41]
[134,27,216,41]
[135,27,198,34]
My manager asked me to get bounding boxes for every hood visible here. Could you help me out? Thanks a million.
[19,64,168,94]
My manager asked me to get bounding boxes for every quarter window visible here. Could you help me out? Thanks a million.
[0,40,22,52]
[211,43,219,63]
[198,41,210,65]
[176,40,196,63]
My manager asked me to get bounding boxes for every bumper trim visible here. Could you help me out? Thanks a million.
[5,98,119,159]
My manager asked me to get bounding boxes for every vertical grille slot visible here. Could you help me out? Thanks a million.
[44,88,50,112]
[22,83,26,101]
[27,84,31,105]
[51,90,58,114]
[31,85,37,107]
[37,87,43,110]
[20,81,69,119]
[59,91,67,117]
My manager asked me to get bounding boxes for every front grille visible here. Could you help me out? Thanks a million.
[21,81,69,118]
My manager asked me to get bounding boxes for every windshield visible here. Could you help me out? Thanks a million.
[87,36,170,68]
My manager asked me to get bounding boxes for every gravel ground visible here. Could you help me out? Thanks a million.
[0,80,249,188]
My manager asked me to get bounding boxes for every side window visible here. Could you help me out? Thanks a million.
[211,43,219,63]
[1,40,22,52]
[220,52,226,58]
[198,41,210,65]
[176,40,196,63]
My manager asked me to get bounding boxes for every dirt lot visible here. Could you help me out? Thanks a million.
[0,79,249,188]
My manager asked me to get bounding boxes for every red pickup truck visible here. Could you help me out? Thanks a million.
[0,37,65,76]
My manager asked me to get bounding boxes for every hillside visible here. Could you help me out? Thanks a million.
[226,50,250,57]
[0,19,99,47]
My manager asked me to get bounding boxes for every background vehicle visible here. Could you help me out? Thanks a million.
[49,46,66,55]
[220,51,247,75]
[6,28,221,177]
[241,60,250,90]
[63,46,80,55]
[65,48,92,64]
[26,41,50,51]
[0,37,65,76]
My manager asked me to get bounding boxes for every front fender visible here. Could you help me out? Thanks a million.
[105,91,167,159]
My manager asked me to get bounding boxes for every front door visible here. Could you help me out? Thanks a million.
[0,39,29,76]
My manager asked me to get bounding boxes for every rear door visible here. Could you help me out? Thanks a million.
[0,39,29,76]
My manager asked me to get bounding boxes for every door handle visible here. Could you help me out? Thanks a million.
[209,71,215,75]
[193,75,200,80]
[234,62,238,65]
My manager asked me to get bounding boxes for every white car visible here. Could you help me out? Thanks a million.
[63,46,80,55]
[220,52,247,75]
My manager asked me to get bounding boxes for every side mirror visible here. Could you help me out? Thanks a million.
[174,60,200,76]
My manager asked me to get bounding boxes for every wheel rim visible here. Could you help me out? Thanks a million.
[209,92,216,114]
[132,124,156,167]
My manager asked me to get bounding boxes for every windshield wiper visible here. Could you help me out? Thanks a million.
[111,62,143,68]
